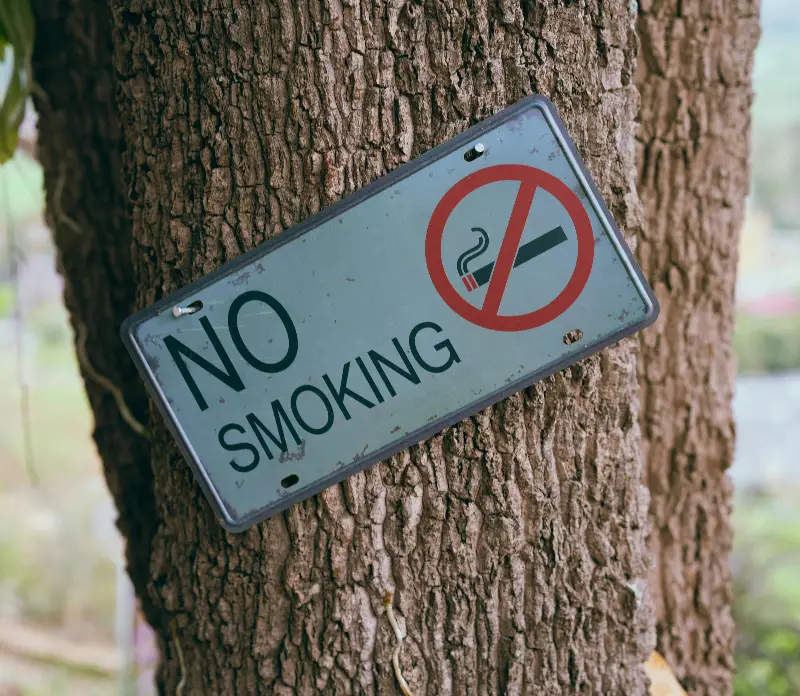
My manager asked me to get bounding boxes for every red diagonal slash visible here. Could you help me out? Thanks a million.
[481,180,539,315]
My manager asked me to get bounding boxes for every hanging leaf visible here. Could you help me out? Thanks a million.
[645,651,687,696]
[0,0,35,164]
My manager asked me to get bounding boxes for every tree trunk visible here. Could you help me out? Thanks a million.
[31,0,159,625]
[34,0,658,693]
[635,1,760,694]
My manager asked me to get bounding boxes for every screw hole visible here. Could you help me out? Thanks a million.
[563,329,584,345]
[281,474,299,488]
[172,299,204,318]
[463,143,485,162]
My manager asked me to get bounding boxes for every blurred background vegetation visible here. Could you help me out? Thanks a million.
[0,0,799,694]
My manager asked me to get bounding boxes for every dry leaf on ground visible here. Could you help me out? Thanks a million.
[645,651,687,696]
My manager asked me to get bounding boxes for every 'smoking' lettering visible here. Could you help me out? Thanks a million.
[217,321,460,472]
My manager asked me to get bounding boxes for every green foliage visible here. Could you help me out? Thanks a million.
[0,149,44,223]
[0,0,34,164]
[0,492,119,635]
[734,310,800,374]
[0,283,14,316]
[0,295,119,640]
[733,493,800,695]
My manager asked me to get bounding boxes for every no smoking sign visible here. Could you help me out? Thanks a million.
[122,96,658,532]
[426,164,594,332]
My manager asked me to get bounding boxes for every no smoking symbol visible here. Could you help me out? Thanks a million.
[425,164,595,332]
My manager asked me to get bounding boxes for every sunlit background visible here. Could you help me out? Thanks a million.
[1,1,799,694]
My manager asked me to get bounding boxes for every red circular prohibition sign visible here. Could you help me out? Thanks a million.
[425,164,594,332]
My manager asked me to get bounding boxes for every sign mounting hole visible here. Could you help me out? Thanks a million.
[563,329,584,345]
[281,474,299,488]
[463,143,485,162]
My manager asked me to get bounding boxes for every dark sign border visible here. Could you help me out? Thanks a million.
[121,95,660,533]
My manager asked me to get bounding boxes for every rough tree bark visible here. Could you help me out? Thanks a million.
[33,0,660,693]
[636,1,760,694]
[31,0,159,625]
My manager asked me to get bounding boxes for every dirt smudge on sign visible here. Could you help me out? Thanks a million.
[279,441,307,463]
[351,444,369,463]
[229,270,251,287]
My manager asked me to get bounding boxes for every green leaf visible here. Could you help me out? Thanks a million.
[0,0,35,60]
[0,0,34,163]
[0,66,25,163]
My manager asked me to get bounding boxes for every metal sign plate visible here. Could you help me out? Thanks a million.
[121,96,658,532]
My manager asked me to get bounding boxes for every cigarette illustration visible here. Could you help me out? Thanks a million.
[457,225,569,292]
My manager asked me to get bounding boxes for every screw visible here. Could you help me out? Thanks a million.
[172,304,200,318]
[464,143,486,162]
